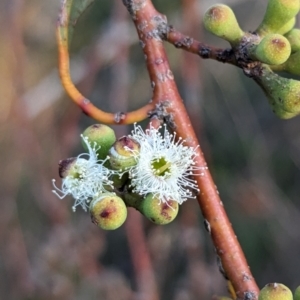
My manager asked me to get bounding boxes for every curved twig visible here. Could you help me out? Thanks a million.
[56,1,154,124]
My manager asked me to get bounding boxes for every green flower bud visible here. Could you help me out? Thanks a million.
[270,106,296,119]
[294,285,300,300]
[285,28,300,52]
[251,34,291,65]
[203,4,244,46]
[108,136,140,170]
[141,193,179,225]
[90,193,127,230]
[258,283,293,300]
[277,17,296,35]
[257,0,300,36]
[254,65,300,118]
[58,157,77,178]
[82,124,116,160]
[281,50,300,75]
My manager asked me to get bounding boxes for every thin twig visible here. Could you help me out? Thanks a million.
[166,26,237,66]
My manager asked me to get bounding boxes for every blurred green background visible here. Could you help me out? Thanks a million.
[1,0,300,299]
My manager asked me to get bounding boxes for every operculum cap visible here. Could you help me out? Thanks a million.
[58,157,77,178]
[108,136,140,170]
[141,193,179,225]
[251,34,291,65]
[203,4,244,46]
[258,283,293,300]
[90,193,127,230]
[82,124,116,159]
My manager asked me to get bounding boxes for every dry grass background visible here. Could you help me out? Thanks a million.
[1,0,300,299]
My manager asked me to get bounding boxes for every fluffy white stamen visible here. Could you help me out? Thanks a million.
[52,135,114,212]
[128,125,204,204]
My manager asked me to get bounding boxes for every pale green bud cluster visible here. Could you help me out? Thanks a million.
[53,124,202,229]
[203,0,300,119]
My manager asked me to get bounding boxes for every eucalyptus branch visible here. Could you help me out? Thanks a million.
[55,0,300,299]
[122,0,259,299]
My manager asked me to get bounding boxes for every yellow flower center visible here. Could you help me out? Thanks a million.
[151,157,171,176]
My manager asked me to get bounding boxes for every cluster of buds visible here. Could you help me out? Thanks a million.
[203,0,300,119]
[215,283,300,299]
[52,124,203,230]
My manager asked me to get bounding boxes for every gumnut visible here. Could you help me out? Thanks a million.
[82,124,116,160]
[90,193,127,230]
[257,0,300,36]
[108,136,140,170]
[250,33,291,65]
[203,4,244,46]
[141,193,179,225]
[258,283,292,300]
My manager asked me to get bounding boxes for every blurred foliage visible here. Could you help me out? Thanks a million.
[1,0,300,299]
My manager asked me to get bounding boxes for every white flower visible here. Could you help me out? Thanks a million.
[128,125,204,204]
[52,135,114,212]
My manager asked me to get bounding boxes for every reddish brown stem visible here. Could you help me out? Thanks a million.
[123,0,259,299]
